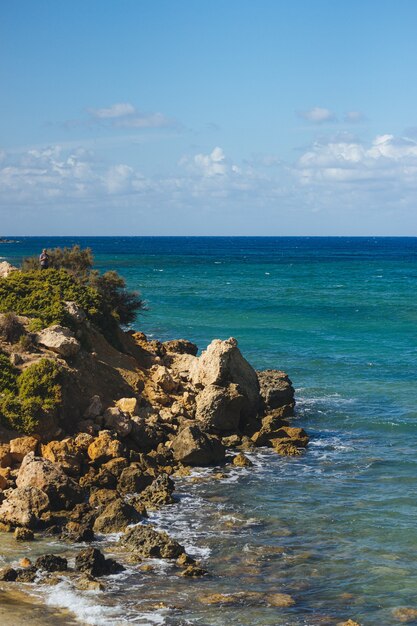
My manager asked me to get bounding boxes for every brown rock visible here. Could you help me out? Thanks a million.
[270,426,309,449]
[265,592,296,607]
[139,474,175,509]
[76,574,105,591]
[87,431,124,463]
[19,557,32,568]
[74,432,95,451]
[0,444,12,468]
[103,407,132,437]
[171,425,225,466]
[232,452,253,467]
[14,527,34,540]
[180,565,207,577]
[75,547,124,577]
[102,457,129,477]
[83,395,103,419]
[195,383,246,432]
[9,436,39,463]
[0,486,49,528]
[257,369,295,410]
[89,488,119,508]
[93,499,142,533]
[0,566,18,581]
[121,524,184,559]
[41,439,83,476]
[36,324,80,357]
[117,465,153,494]
[116,397,139,415]
[151,365,178,393]
[163,339,198,356]
[392,608,417,623]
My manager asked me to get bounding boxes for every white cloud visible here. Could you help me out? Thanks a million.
[297,107,336,123]
[194,147,227,177]
[89,103,136,119]
[86,103,173,129]
[344,110,365,123]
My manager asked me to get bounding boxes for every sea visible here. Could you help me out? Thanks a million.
[1,236,416,626]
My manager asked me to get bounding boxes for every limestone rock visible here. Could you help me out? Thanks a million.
[35,554,68,572]
[9,436,39,463]
[163,339,198,356]
[16,453,84,510]
[87,431,124,463]
[392,608,417,623]
[232,452,253,467]
[121,524,184,559]
[151,365,177,393]
[257,370,295,410]
[195,383,246,432]
[129,417,165,452]
[0,261,18,278]
[36,324,80,357]
[269,426,309,450]
[168,353,199,383]
[102,457,129,477]
[89,488,119,509]
[75,547,124,577]
[41,439,83,476]
[103,407,132,437]
[139,473,175,509]
[14,527,34,541]
[83,395,103,419]
[64,301,86,323]
[265,593,296,607]
[116,397,139,415]
[171,425,225,466]
[194,338,260,420]
[93,498,142,533]
[0,486,49,528]
[117,465,153,494]
[0,443,12,468]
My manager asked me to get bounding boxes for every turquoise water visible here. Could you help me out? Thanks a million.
[2,237,417,625]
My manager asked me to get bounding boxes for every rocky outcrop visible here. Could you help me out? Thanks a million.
[93,498,142,533]
[41,438,84,476]
[87,431,124,463]
[121,524,184,559]
[257,370,295,411]
[35,325,80,357]
[9,436,39,463]
[0,486,49,528]
[16,453,84,510]
[75,547,124,577]
[171,425,225,466]
[195,383,246,432]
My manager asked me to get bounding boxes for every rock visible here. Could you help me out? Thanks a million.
[129,418,165,452]
[93,499,142,533]
[9,436,39,463]
[163,339,198,356]
[151,365,177,393]
[83,395,103,419]
[89,488,119,508]
[194,338,261,421]
[273,442,303,456]
[269,426,309,449]
[257,370,295,410]
[171,425,225,466]
[0,566,18,581]
[139,474,175,509]
[179,564,207,577]
[41,439,83,476]
[0,443,12,468]
[65,301,86,323]
[14,527,34,541]
[116,397,139,415]
[15,566,37,582]
[222,434,242,448]
[0,474,8,490]
[117,465,153,494]
[127,496,148,517]
[195,383,246,432]
[232,452,253,467]
[80,467,117,490]
[121,524,184,559]
[36,324,80,357]
[16,453,84,510]
[19,558,32,568]
[0,261,18,278]
[76,574,105,591]
[35,554,67,572]
[0,486,49,528]
[75,547,124,577]
[103,407,132,437]
[102,457,129,478]
[87,431,124,463]
[265,593,296,607]
[392,608,417,623]
[74,432,95,451]
[176,553,196,567]
[10,352,23,366]
[338,621,361,626]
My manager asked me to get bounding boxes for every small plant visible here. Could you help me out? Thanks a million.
[17,333,34,352]
[0,312,24,343]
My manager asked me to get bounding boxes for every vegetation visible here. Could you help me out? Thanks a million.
[22,244,93,275]
[0,357,62,433]
[0,312,24,343]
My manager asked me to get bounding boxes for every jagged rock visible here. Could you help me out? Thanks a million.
[221,434,242,448]
[41,439,83,476]
[117,465,153,494]
[67,503,97,528]
[0,486,49,528]
[63,521,95,542]
[171,425,225,466]
[193,338,260,420]
[35,554,68,572]
[0,261,18,277]
[163,339,198,356]
[75,547,124,577]
[338,621,362,626]
[83,395,103,419]
[168,353,199,383]
[176,553,196,567]
[195,383,246,432]
[93,498,142,533]
[79,467,117,490]
[129,417,165,452]
[121,524,184,559]
[89,488,119,508]
[76,574,105,591]
[0,444,12,468]
[14,527,34,541]
[116,397,139,415]
[102,457,129,477]
[180,564,207,577]
[0,566,18,581]
[151,365,178,393]
[9,436,39,463]
[74,432,95,451]
[65,301,86,323]
[257,370,295,410]
[35,324,80,357]
[103,407,132,437]
[139,474,175,509]
[87,431,124,463]
[232,452,253,467]
[16,453,84,510]
[269,426,309,450]
[15,566,38,582]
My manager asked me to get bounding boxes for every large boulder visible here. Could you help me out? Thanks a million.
[35,325,80,357]
[139,473,175,509]
[9,436,39,463]
[75,547,124,577]
[41,438,84,476]
[257,370,295,410]
[0,486,49,528]
[103,407,132,437]
[117,465,153,494]
[93,498,142,533]
[16,453,84,510]
[121,524,184,559]
[87,431,124,463]
[193,338,260,420]
[171,425,225,466]
[195,383,246,432]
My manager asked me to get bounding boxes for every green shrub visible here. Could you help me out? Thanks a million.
[0,312,24,343]
[0,352,18,394]
[0,358,62,434]
[89,269,144,326]
[22,244,93,276]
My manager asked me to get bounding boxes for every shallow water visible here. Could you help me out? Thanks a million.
[2,236,417,625]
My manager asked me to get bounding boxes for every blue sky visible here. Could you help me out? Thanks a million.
[2,0,417,235]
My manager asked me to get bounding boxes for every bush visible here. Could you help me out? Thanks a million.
[89,270,144,326]
[0,312,24,343]
[0,358,62,434]
[22,245,93,276]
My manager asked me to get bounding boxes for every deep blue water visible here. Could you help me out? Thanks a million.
[1,236,417,625]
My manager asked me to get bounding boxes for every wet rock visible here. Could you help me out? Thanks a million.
[63,522,95,542]
[176,553,196,567]
[93,499,142,533]
[16,453,84,510]
[139,473,175,509]
[273,442,303,456]
[41,439,83,476]
[195,384,246,432]
[127,495,148,517]
[75,547,124,577]
[117,465,153,494]
[179,564,207,577]
[221,434,242,448]
[9,436,39,463]
[15,566,38,582]
[232,452,253,467]
[14,527,34,541]
[76,574,105,591]
[87,431,124,463]
[35,554,68,572]
[270,426,309,450]
[265,592,296,607]
[36,324,80,357]
[171,425,225,466]
[392,608,417,623]
[0,486,49,528]
[121,524,184,559]
[257,370,295,410]
[163,339,198,356]
[103,407,132,437]
[0,566,18,581]
[83,395,103,419]
[338,621,361,626]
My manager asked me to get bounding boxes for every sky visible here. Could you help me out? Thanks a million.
[1,0,417,235]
